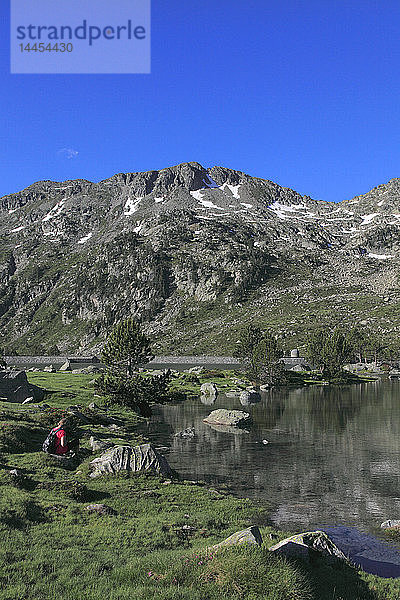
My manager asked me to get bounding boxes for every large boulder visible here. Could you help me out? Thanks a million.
[211,526,263,550]
[0,370,45,402]
[89,443,174,478]
[203,409,251,428]
[269,531,347,564]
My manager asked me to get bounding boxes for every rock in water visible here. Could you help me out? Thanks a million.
[174,427,195,438]
[89,443,174,478]
[239,390,261,405]
[200,382,218,398]
[203,409,251,428]
[59,360,72,371]
[211,526,263,550]
[269,531,348,564]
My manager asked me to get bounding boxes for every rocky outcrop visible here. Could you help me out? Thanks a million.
[269,531,348,564]
[203,409,251,428]
[211,526,263,550]
[0,370,45,402]
[89,443,174,478]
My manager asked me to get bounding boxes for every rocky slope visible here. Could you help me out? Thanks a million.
[1,162,400,354]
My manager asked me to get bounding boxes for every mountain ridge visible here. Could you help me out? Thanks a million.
[1,162,400,355]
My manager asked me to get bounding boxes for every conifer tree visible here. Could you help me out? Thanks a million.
[101,318,154,376]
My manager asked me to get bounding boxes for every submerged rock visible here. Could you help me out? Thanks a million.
[269,531,347,564]
[203,409,251,428]
[211,526,263,550]
[206,423,250,435]
[89,443,174,478]
[174,427,195,439]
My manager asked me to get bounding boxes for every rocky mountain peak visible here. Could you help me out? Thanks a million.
[1,163,400,355]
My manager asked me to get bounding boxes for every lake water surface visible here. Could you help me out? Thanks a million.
[144,379,400,538]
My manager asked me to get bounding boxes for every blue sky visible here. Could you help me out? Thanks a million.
[1,0,400,202]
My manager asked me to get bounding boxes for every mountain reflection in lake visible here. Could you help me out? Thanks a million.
[143,380,400,535]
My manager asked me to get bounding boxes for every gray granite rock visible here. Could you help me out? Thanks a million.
[85,503,115,515]
[269,531,348,564]
[203,409,251,428]
[89,443,174,478]
[212,526,262,550]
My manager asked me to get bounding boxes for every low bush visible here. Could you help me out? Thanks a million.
[0,423,33,453]
[36,480,91,502]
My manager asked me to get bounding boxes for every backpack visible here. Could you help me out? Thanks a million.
[42,427,63,454]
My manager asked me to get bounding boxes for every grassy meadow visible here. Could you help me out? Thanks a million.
[0,371,399,599]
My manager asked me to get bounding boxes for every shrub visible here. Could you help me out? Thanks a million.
[96,372,172,415]
[36,480,91,502]
[0,423,32,453]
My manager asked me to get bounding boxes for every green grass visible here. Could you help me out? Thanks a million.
[0,372,399,599]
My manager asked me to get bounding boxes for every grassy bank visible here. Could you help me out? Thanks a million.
[0,372,399,599]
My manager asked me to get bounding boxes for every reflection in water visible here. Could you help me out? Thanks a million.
[145,380,400,536]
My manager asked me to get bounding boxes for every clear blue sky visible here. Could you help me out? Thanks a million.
[1,0,400,202]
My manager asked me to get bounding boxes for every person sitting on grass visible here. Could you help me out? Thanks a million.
[50,418,79,456]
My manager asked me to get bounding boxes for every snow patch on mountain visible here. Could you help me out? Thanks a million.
[190,190,204,201]
[220,182,241,199]
[199,199,226,210]
[78,232,93,244]
[360,213,379,225]
[10,225,25,233]
[367,253,393,260]
[124,196,143,216]
[42,200,65,222]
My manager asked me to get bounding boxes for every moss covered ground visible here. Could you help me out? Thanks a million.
[0,372,399,599]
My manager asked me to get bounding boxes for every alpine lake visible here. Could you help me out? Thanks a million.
[141,376,400,573]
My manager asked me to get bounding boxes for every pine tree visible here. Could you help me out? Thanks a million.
[306,327,352,379]
[101,318,154,376]
[234,324,284,385]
